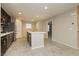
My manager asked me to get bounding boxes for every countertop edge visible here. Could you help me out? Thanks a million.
[28,32,46,33]
[0,31,14,37]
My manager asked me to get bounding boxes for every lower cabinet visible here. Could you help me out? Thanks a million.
[7,33,14,48]
[29,34,31,46]
[27,32,31,46]
[1,36,7,56]
[1,33,14,56]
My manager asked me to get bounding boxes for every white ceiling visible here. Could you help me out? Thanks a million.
[1,3,79,22]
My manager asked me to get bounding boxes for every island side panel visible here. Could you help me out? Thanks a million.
[31,33,44,49]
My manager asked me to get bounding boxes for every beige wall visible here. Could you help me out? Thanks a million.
[0,3,1,55]
[22,22,27,38]
[35,21,48,39]
[36,21,43,31]
[22,22,37,38]
[32,22,37,31]
[15,19,22,39]
[52,9,78,48]
[76,6,79,48]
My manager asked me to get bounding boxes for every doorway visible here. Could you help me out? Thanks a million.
[48,21,52,40]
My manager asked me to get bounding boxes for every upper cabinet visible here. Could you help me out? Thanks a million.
[1,8,11,24]
[1,8,15,33]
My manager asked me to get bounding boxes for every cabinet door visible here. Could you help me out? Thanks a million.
[7,34,10,48]
[11,33,14,42]
[29,34,31,46]
[7,33,14,48]
[1,36,7,56]
[7,34,12,48]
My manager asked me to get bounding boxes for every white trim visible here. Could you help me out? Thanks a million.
[52,40,78,49]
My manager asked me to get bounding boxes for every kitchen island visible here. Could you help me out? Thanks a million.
[27,32,45,49]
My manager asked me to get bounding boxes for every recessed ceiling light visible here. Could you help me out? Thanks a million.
[71,13,76,16]
[36,16,39,18]
[18,12,22,15]
[32,19,34,21]
[44,6,48,10]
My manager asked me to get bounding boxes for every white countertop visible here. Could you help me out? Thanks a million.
[0,32,14,37]
[28,32,46,34]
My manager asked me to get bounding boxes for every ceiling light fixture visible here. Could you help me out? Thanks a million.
[18,12,22,15]
[36,16,39,18]
[71,13,76,16]
[44,6,48,10]
[32,19,34,21]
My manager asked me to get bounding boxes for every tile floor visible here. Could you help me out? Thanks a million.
[4,38,79,56]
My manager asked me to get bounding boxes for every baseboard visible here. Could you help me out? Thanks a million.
[52,40,78,49]
[32,45,44,49]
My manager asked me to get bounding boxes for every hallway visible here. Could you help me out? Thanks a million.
[4,38,79,56]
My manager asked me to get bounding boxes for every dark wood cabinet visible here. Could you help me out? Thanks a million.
[1,8,15,56]
[1,36,7,56]
[1,8,11,23]
[27,32,31,46]
[7,33,14,48]
[1,33,14,56]
[1,8,12,33]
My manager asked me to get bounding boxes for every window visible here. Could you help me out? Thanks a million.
[26,23,32,29]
